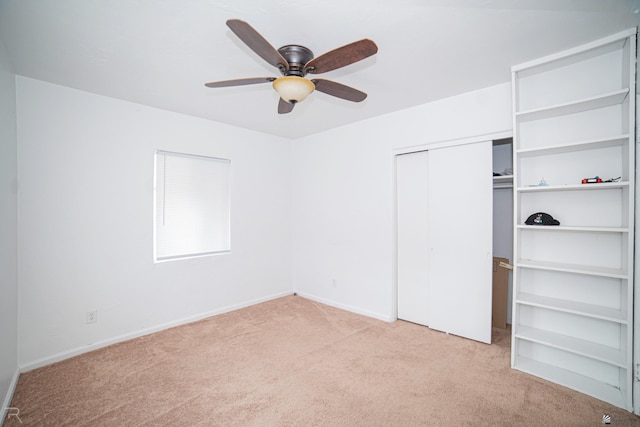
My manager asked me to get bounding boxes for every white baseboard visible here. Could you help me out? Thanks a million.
[1,367,20,427]
[19,291,293,372]
[295,291,394,323]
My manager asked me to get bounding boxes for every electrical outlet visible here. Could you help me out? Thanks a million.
[332,278,337,288]
[86,310,98,324]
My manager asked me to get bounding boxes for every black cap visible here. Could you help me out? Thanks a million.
[525,212,560,226]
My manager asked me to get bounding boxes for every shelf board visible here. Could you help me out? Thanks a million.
[516,259,627,279]
[516,293,627,324]
[512,356,626,409]
[516,135,629,157]
[512,30,631,74]
[516,225,629,233]
[493,175,513,189]
[517,181,629,193]
[493,174,513,183]
[515,89,629,122]
[515,325,626,367]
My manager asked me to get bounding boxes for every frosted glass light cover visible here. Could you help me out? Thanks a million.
[272,76,315,103]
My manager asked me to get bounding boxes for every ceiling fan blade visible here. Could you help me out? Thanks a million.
[278,98,295,114]
[205,77,275,88]
[305,39,378,74]
[226,19,289,72]
[312,79,367,102]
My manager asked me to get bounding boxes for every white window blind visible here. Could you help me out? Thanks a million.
[154,150,230,261]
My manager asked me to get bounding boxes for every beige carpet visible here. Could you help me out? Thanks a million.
[7,295,640,426]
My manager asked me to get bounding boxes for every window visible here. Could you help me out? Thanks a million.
[154,150,230,262]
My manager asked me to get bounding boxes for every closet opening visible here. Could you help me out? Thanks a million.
[492,137,513,330]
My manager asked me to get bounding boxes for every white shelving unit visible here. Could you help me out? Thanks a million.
[511,29,636,410]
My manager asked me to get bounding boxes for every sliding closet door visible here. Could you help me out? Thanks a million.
[396,151,430,326]
[427,141,492,343]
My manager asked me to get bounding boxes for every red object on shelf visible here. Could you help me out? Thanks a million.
[581,177,602,184]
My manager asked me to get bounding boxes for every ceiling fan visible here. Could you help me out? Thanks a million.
[205,19,378,114]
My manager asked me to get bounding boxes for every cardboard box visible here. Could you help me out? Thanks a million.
[492,257,510,329]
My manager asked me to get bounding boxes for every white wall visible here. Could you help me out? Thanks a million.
[292,82,512,320]
[0,36,18,412]
[16,77,293,368]
[15,77,511,368]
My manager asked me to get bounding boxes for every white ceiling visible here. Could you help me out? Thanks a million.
[1,0,639,139]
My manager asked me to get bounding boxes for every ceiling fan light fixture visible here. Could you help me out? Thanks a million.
[272,76,315,103]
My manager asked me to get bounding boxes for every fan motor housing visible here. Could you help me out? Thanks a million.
[278,45,314,76]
